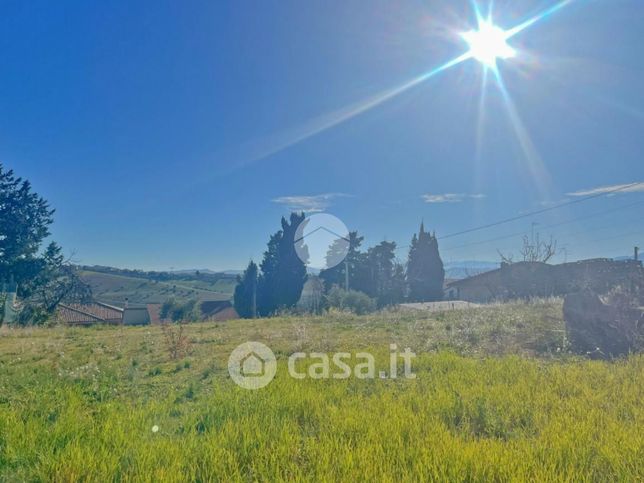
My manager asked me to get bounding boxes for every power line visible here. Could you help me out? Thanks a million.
[394,182,643,252]
[441,199,644,252]
[438,182,643,241]
[569,230,643,248]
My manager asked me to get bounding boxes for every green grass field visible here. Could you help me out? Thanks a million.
[79,270,233,306]
[1,300,642,481]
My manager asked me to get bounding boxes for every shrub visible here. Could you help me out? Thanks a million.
[326,286,377,315]
[160,298,200,323]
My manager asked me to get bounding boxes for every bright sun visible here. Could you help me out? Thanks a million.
[461,20,516,68]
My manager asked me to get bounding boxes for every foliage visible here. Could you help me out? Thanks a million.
[160,298,201,323]
[407,222,445,302]
[259,219,448,314]
[319,232,365,290]
[160,321,191,360]
[255,213,307,316]
[0,165,91,324]
[297,276,325,315]
[79,264,237,286]
[364,241,405,306]
[17,243,91,325]
[0,163,54,285]
[325,286,377,315]
[233,260,258,318]
[78,269,233,306]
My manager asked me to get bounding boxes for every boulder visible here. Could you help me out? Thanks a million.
[563,291,643,359]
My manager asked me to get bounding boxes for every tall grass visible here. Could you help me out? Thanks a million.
[0,300,642,481]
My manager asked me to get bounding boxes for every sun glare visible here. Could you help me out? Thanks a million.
[461,20,516,68]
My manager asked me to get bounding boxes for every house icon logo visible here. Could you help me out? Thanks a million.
[240,351,265,376]
[228,342,277,390]
[294,213,350,270]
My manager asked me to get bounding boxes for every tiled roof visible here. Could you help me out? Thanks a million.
[200,300,233,317]
[57,302,123,325]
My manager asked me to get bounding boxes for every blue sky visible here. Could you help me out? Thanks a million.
[2,0,643,271]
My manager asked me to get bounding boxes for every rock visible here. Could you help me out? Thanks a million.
[563,291,643,359]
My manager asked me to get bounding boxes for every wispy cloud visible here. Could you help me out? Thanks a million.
[272,193,350,213]
[566,182,644,197]
[422,193,486,204]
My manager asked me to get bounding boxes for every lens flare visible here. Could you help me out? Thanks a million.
[200,0,577,177]
[461,19,515,68]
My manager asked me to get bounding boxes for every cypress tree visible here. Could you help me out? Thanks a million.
[319,231,364,291]
[233,260,258,318]
[257,213,307,315]
[406,222,445,302]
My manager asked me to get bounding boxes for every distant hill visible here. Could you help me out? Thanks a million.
[444,261,500,280]
[169,268,224,275]
[79,269,235,306]
[78,260,505,304]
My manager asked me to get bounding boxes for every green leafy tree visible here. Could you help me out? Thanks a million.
[160,298,200,323]
[319,231,364,290]
[233,260,258,318]
[365,241,404,307]
[1,164,90,324]
[0,164,54,286]
[18,242,91,324]
[406,222,445,302]
[257,213,307,315]
[325,286,376,315]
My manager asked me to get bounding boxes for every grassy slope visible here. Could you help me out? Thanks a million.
[0,300,642,480]
[79,270,232,305]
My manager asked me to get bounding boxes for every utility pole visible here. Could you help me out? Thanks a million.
[635,246,640,262]
[252,276,257,319]
[531,222,539,246]
[344,260,350,291]
[561,246,569,264]
[3,277,18,325]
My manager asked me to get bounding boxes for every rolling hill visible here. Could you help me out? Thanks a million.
[79,270,234,306]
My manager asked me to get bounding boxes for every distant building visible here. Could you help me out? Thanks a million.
[57,301,151,326]
[122,306,152,325]
[446,259,643,303]
[199,300,239,321]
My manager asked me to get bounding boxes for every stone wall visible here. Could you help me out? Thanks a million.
[452,259,643,303]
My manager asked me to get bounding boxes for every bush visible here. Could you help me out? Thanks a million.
[326,286,377,315]
[160,298,200,323]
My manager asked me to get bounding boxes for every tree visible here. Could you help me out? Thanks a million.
[158,298,194,359]
[233,260,258,318]
[1,164,90,324]
[365,241,404,307]
[319,231,364,291]
[18,242,91,324]
[257,213,307,315]
[498,233,558,264]
[0,164,54,286]
[160,298,200,323]
[325,286,377,315]
[406,223,445,302]
[298,276,325,314]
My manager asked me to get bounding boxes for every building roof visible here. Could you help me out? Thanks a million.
[200,300,234,318]
[57,302,124,325]
[446,258,643,288]
[146,304,164,324]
